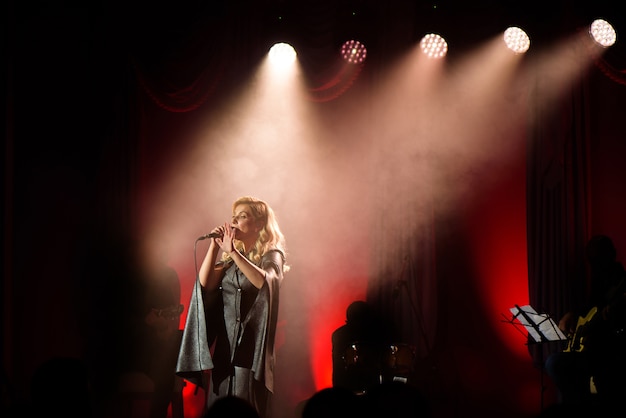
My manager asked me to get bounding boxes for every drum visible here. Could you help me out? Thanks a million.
[342,342,382,392]
[381,343,416,376]
[343,342,379,370]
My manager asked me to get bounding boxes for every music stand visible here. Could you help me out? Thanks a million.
[508,304,566,344]
[505,304,567,411]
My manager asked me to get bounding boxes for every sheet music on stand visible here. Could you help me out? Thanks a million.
[508,304,567,343]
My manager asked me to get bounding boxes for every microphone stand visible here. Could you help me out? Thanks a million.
[395,256,431,355]
[390,255,440,394]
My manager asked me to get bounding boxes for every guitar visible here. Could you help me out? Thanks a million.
[564,276,626,353]
[563,306,598,353]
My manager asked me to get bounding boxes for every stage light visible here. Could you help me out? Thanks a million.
[503,27,530,54]
[269,42,297,65]
[589,18,616,48]
[341,40,367,64]
[419,33,448,59]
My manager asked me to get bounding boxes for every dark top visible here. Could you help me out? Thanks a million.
[586,260,626,355]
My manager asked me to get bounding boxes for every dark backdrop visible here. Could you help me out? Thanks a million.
[3,1,626,418]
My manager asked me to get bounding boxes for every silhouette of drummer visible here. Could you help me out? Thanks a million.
[331,300,392,393]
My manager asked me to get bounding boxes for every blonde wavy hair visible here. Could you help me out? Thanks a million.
[221,196,290,273]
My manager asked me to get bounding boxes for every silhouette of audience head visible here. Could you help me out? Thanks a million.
[537,399,616,417]
[29,356,91,418]
[204,395,260,418]
[301,382,430,418]
[301,386,363,418]
[361,381,431,418]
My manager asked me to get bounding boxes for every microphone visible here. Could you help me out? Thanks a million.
[197,232,222,240]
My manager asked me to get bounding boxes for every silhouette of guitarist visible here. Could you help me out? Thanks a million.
[546,235,626,406]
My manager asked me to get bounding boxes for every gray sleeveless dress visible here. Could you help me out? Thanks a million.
[176,249,285,418]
